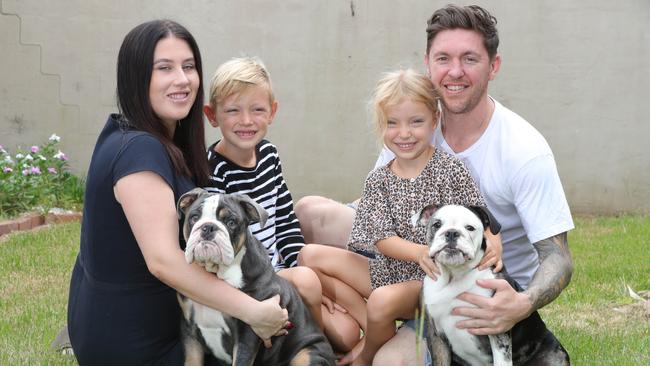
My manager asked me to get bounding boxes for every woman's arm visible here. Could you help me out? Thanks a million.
[114,171,288,343]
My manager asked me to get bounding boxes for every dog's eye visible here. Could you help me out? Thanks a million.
[189,214,200,225]
[465,225,476,232]
[432,220,442,229]
[226,219,237,230]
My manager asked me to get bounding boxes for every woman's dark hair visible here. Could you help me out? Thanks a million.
[426,4,499,60]
[117,19,208,186]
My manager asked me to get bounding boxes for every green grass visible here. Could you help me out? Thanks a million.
[540,216,650,365]
[0,222,79,366]
[0,216,648,365]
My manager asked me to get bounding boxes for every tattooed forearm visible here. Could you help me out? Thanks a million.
[525,232,573,311]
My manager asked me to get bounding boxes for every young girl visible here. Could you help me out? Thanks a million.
[299,69,501,365]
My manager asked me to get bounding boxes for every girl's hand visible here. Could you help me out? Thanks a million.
[479,232,503,272]
[417,246,439,280]
[248,295,290,348]
[323,295,348,314]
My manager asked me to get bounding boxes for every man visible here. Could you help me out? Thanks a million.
[296,4,573,365]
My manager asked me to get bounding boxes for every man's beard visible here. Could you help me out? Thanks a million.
[440,80,488,115]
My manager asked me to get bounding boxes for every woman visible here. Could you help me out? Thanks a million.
[67,20,288,365]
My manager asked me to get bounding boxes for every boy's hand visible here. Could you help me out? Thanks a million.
[417,246,439,279]
[478,232,503,272]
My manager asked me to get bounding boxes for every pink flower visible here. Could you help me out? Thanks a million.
[48,167,57,174]
[30,166,41,175]
[22,169,30,176]
[31,146,40,153]
[54,150,68,161]
[3,167,12,173]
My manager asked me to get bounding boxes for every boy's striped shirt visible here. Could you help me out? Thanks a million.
[206,140,305,270]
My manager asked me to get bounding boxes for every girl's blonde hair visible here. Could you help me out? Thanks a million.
[369,69,440,136]
[207,56,274,108]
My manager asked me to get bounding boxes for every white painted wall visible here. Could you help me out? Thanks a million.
[1,0,648,214]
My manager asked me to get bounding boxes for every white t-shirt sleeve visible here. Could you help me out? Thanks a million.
[510,153,574,244]
[374,145,396,169]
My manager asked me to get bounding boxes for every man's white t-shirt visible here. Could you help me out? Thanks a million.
[375,98,574,288]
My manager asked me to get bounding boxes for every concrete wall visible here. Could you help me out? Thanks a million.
[1,0,648,214]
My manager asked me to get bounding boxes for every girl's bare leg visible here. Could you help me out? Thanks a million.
[299,244,372,325]
[278,266,324,329]
[322,304,361,352]
[280,264,362,352]
[299,244,372,359]
[352,280,422,366]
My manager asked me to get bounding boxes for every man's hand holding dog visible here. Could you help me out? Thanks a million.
[453,279,533,335]
[455,232,572,336]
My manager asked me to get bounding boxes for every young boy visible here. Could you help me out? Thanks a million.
[202,57,324,329]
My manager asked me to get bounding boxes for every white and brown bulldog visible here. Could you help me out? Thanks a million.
[176,188,334,366]
[413,204,569,366]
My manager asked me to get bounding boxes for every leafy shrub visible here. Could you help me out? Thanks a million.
[0,134,84,218]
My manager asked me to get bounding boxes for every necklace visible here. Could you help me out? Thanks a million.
[441,98,494,152]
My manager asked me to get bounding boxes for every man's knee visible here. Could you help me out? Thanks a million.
[373,345,411,366]
[294,195,327,222]
[373,327,421,366]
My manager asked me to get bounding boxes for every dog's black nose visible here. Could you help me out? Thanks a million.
[445,230,460,244]
[200,224,217,240]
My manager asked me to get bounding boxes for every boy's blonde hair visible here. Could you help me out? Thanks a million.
[207,56,274,108]
[369,69,440,136]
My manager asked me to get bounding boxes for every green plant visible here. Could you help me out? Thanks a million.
[0,134,84,218]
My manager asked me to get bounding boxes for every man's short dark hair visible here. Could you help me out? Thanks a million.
[426,4,499,59]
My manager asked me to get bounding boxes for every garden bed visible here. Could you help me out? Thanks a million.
[0,210,81,239]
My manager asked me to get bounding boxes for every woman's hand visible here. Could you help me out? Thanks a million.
[479,231,503,272]
[247,295,290,348]
[417,246,439,280]
[115,173,291,348]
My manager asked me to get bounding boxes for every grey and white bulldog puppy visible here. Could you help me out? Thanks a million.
[176,188,335,366]
[413,204,570,366]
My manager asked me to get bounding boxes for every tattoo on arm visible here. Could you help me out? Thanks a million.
[526,232,573,312]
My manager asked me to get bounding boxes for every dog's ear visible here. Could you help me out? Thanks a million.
[411,204,440,227]
[236,194,269,228]
[467,205,501,234]
[177,188,207,219]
